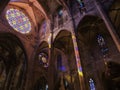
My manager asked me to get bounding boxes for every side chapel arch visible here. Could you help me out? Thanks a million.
[77,15,119,90]
[53,30,80,90]
[0,33,27,90]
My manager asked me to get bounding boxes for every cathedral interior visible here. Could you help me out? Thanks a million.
[0,0,120,90]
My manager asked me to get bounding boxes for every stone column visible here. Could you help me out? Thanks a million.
[48,17,55,90]
[24,43,35,90]
[71,32,85,90]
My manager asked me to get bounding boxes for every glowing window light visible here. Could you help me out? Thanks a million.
[77,0,85,7]
[89,78,95,90]
[45,84,48,90]
[6,8,31,34]
[96,34,109,55]
[97,34,105,46]
[58,9,63,17]
[38,53,48,68]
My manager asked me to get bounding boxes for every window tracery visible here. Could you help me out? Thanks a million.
[38,53,48,68]
[96,34,109,56]
[6,8,31,34]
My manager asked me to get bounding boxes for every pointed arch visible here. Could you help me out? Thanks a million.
[0,32,27,90]
[77,15,120,90]
[53,30,81,90]
[77,15,109,46]
[54,30,72,53]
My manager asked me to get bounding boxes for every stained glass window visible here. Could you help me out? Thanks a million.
[97,34,109,55]
[97,34,105,46]
[77,0,86,14]
[89,78,95,90]
[38,53,48,67]
[77,0,85,8]
[6,8,31,34]
[58,9,63,17]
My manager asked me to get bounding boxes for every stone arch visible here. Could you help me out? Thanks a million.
[0,32,27,90]
[77,15,120,90]
[53,30,80,90]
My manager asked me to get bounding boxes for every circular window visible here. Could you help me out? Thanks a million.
[6,8,31,34]
[38,53,48,68]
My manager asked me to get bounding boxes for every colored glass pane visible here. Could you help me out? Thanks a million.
[89,78,95,90]
[58,10,63,16]
[38,53,48,67]
[97,34,105,46]
[6,8,31,34]
[97,34,109,55]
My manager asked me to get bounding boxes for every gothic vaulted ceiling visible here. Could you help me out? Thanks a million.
[8,0,48,27]
[4,0,62,28]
